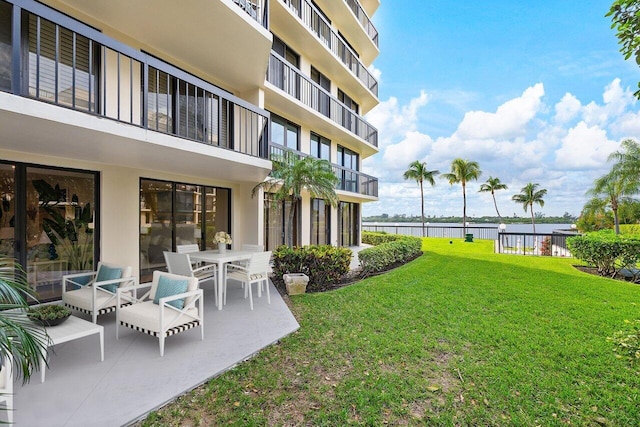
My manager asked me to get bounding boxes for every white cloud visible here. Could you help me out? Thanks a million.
[454,83,545,140]
[554,122,618,170]
[554,93,581,123]
[363,79,640,218]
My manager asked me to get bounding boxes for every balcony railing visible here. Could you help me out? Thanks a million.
[232,0,269,29]
[4,0,269,159]
[344,0,378,47]
[282,0,378,96]
[269,143,378,197]
[267,52,378,147]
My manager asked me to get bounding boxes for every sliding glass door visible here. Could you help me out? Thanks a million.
[139,179,230,280]
[0,161,98,302]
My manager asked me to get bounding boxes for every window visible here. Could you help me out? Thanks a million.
[311,66,331,117]
[338,89,359,114]
[310,133,331,161]
[0,1,12,92]
[264,193,299,250]
[271,115,300,151]
[338,202,359,247]
[272,35,299,68]
[0,161,99,303]
[337,145,359,193]
[311,199,330,245]
[140,179,230,280]
[311,66,330,91]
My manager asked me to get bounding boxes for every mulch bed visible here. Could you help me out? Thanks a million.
[573,265,640,284]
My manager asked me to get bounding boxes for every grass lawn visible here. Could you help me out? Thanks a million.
[141,238,640,426]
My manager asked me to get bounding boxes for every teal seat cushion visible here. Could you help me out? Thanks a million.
[96,265,123,293]
[153,276,189,309]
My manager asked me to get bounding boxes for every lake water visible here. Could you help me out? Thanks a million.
[362,222,575,240]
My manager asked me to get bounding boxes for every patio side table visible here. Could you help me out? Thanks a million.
[39,315,104,383]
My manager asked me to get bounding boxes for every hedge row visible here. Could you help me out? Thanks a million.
[358,232,422,275]
[619,224,640,236]
[272,245,352,292]
[567,230,640,279]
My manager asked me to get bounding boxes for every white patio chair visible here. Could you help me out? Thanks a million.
[0,352,13,423]
[231,244,265,269]
[116,271,203,357]
[164,251,217,304]
[176,244,200,254]
[224,251,272,310]
[62,262,136,323]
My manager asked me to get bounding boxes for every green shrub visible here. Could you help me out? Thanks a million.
[608,320,640,367]
[272,245,352,292]
[567,230,640,278]
[362,231,407,246]
[620,224,640,236]
[358,234,422,276]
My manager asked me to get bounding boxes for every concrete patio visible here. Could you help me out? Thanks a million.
[8,280,299,426]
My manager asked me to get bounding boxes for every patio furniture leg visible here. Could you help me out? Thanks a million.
[160,336,165,357]
[248,281,254,310]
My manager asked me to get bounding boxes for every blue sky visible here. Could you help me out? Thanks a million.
[363,0,640,218]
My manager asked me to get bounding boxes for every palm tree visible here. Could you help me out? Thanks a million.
[253,152,338,246]
[0,257,49,383]
[512,183,547,233]
[441,158,482,235]
[587,169,637,235]
[403,160,439,237]
[479,176,508,220]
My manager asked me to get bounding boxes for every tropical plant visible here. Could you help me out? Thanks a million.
[403,160,439,237]
[512,183,547,233]
[32,179,94,271]
[441,158,482,235]
[253,152,338,247]
[0,256,49,383]
[587,170,638,234]
[607,0,640,99]
[479,176,508,220]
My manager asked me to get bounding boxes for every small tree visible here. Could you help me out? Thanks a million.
[403,160,439,237]
[479,176,508,220]
[253,152,338,247]
[441,158,482,235]
[512,183,547,234]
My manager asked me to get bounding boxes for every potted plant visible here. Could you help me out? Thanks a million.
[27,304,72,327]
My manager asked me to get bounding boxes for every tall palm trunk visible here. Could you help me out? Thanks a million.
[529,202,536,234]
[612,198,620,235]
[462,181,467,235]
[287,197,298,246]
[419,179,425,237]
[492,191,501,220]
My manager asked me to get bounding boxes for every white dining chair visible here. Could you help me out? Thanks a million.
[224,251,272,310]
[164,252,217,304]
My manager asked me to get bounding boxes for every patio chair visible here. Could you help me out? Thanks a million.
[116,271,204,357]
[164,251,217,304]
[224,251,272,310]
[0,352,13,423]
[62,262,136,323]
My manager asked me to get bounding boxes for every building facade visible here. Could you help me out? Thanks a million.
[0,0,379,302]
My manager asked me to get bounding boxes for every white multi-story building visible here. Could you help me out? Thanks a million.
[0,0,379,301]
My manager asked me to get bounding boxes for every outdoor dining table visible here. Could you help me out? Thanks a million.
[189,250,254,310]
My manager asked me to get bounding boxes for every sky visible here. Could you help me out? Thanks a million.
[362,0,640,219]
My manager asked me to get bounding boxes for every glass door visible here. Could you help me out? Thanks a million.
[0,164,15,260]
[25,167,96,301]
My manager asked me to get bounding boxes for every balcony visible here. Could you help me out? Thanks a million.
[1,1,270,181]
[343,0,379,47]
[231,0,269,28]
[275,0,378,98]
[269,143,378,198]
[313,0,379,64]
[266,53,378,153]
[32,0,272,93]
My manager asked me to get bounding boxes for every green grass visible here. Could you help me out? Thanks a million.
[140,238,640,426]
